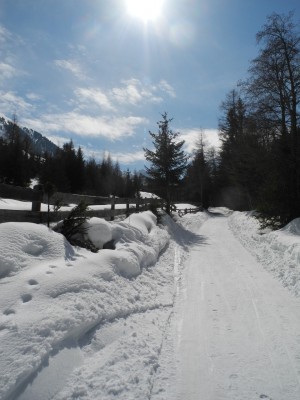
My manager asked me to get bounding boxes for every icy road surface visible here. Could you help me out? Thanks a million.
[154,212,300,400]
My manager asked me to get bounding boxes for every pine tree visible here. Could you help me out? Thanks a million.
[184,133,212,208]
[144,113,188,214]
[245,12,300,223]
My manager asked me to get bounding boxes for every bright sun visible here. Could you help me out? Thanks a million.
[126,0,164,22]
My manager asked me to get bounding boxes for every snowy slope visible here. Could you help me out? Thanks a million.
[0,114,58,155]
[229,211,300,296]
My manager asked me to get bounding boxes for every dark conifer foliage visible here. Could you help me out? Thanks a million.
[0,118,144,197]
[0,116,36,186]
[214,12,300,226]
[183,133,212,208]
[144,113,188,213]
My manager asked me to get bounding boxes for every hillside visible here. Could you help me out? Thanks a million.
[0,115,58,156]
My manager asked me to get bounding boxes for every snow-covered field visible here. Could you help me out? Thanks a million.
[1,203,300,399]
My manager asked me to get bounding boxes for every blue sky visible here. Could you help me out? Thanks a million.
[0,0,300,171]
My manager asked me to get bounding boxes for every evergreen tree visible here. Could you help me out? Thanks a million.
[84,157,100,195]
[144,113,188,214]
[218,90,266,210]
[184,132,211,208]
[245,12,300,223]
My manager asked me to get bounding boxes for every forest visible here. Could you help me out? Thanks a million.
[0,12,299,226]
[186,12,300,226]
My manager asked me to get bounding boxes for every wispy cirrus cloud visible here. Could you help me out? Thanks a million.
[0,62,19,81]
[54,59,85,79]
[82,148,146,164]
[0,24,12,44]
[74,87,115,111]
[0,90,33,115]
[110,150,145,164]
[72,78,176,112]
[158,79,176,98]
[23,112,148,140]
[25,92,43,101]
[110,78,175,106]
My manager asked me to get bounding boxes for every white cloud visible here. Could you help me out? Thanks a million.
[111,82,143,105]
[110,78,166,106]
[71,78,174,114]
[0,91,33,115]
[0,25,11,44]
[54,59,85,79]
[74,87,115,111]
[158,79,176,98]
[180,128,220,153]
[26,92,42,101]
[23,112,148,140]
[82,148,145,164]
[111,150,145,164]
[0,62,21,81]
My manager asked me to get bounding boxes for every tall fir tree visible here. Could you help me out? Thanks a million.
[144,113,188,213]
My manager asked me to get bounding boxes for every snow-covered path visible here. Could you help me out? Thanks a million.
[2,209,300,399]
[157,213,300,400]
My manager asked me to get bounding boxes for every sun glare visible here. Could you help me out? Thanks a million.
[126,0,164,22]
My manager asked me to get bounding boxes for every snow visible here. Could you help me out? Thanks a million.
[0,197,133,212]
[1,204,300,399]
[229,211,300,296]
[139,191,160,199]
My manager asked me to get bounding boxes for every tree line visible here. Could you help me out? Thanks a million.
[144,12,300,226]
[216,11,300,226]
[1,12,299,226]
[0,118,143,198]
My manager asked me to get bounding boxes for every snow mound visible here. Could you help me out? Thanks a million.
[229,212,300,296]
[175,211,209,233]
[280,217,300,235]
[79,212,168,278]
[124,210,157,234]
[83,218,113,249]
[0,211,174,400]
[0,222,74,278]
[139,191,160,199]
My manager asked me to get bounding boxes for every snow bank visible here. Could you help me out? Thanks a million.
[174,211,209,234]
[0,222,74,278]
[80,211,168,277]
[229,212,300,297]
[0,211,173,400]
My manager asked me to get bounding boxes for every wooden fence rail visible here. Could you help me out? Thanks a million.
[0,183,161,224]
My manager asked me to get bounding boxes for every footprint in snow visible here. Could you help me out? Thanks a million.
[21,294,32,303]
[3,308,15,315]
[28,279,38,286]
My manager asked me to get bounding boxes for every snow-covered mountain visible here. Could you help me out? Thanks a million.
[0,115,58,156]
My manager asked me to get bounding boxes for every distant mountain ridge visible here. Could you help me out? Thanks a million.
[0,115,59,156]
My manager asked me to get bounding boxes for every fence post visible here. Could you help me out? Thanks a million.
[126,199,130,218]
[136,198,140,213]
[31,189,43,212]
[110,196,115,221]
[31,201,41,212]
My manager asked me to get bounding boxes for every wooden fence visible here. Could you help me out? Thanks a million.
[0,183,161,224]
